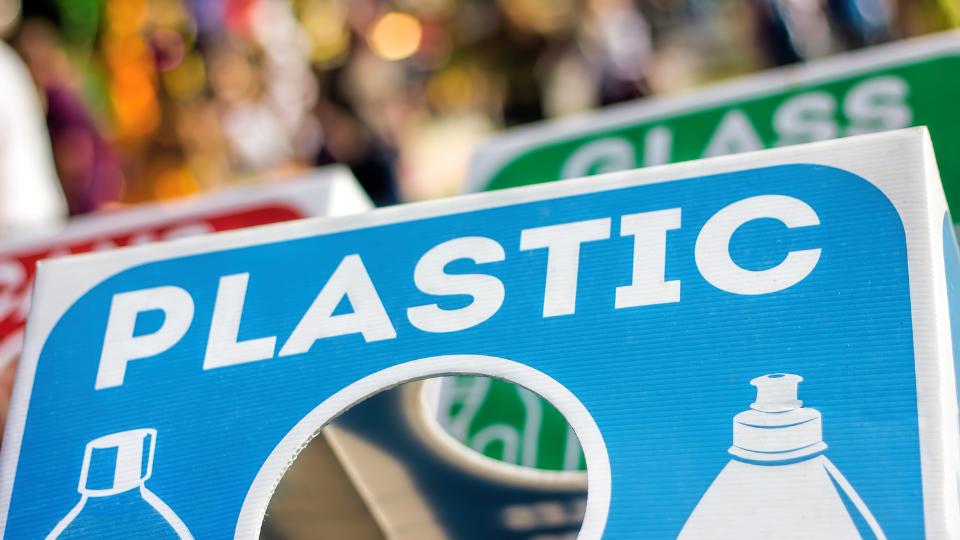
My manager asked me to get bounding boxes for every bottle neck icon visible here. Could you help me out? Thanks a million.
[682,373,886,539]
[729,373,827,462]
[49,428,194,539]
[77,428,155,497]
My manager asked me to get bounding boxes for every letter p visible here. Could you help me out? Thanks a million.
[95,286,194,390]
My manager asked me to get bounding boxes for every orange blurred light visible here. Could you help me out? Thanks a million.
[102,33,150,70]
[109,65,159,139]
[368,12,422,61]
[106,0,148,35]
[153,167,199,200]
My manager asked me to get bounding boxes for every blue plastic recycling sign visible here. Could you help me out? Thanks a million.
[0,157,931,538]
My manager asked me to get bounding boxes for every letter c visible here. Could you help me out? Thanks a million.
[695,195,820,295]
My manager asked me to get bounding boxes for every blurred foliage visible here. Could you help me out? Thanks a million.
[4,0,957,207]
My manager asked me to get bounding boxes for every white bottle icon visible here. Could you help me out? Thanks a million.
[47,428,193,539]
[679,374,885,539]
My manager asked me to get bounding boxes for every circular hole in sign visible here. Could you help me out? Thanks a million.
[260,376,588,540]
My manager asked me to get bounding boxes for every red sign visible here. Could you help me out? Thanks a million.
[0,168,367,366]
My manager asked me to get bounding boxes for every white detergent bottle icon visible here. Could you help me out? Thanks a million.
[679,373,885,540]
[47,428,193,539]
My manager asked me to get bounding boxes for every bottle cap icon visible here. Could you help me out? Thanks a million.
[730,373,827,461]
[681,373,885,539]
[49,428,193,539]
[77,428,156,496]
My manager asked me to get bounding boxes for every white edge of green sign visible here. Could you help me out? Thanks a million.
[466,30,960,192]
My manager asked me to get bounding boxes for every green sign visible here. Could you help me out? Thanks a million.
[437,376,585,472]
[468,31,960,214]
[445,31,960,473]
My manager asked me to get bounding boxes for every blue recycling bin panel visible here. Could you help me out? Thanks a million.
[1,128,958,539]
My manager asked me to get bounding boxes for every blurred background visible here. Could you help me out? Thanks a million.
[0,0,957,229]
[0,1,957,539]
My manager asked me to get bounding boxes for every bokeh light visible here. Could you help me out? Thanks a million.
[1,0,955,215]
[301,0,350,66]
[368,11,422,61]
